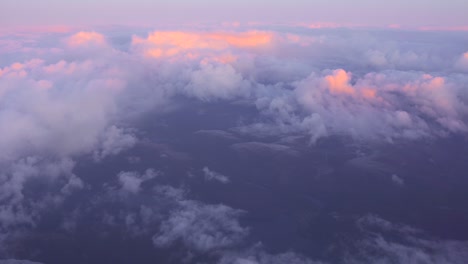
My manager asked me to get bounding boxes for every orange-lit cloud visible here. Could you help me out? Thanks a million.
[132,31,274,60]
[360,88,377,99]
[322,70,382,101]
[208,31,273,48]
[324,69,355,94]
[67,31,106,47]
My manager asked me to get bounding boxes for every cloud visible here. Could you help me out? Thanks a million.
[0,157,82,253]
[218,243,321,264]
[66,31,106,47]
[118,169,158,194]
[323,69,355,94]
[153,200,247,252]
[203,167,230,184]
[194,130,240,141]
[456,52,468,71]
[185,63,251,101]
[293,69,468,141]
[132,31,273,59]
[351,215,468,264]
[1,25,468,262]
[391,174,405,185]
[0,57,130,162]
[231,142,299,157]
[93,126,137,162]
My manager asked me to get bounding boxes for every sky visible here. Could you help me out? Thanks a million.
[1,0,468,28]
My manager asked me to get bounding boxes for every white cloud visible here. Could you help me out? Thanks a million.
[351,214,468,264]
[93,126,137,162]
[118,169,158,194]
[203,167,231,184]
[391,174,404,186]
[153,200,248,252]
[185,63,251,101]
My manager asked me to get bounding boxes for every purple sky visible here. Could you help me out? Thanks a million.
[1,0,468,28]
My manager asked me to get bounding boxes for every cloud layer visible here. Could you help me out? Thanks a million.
[1,25,468,263]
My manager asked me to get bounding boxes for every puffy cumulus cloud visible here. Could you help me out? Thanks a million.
[153,200,248,252]
[93,126,137,162]
[66,31,106,47]
[0,37,148,166]
[291,69,468,141]
[203,167,230,184]
[0,59,43,79]
[185,63,251,101]
[349,215,468,264]
[118,169,158,194]
[61,167,317,263]
[239,66,468,143]
[7,28,466,148]
[0,157,82,252]
[0,31,143,252]
[0,60,124,162]
[0,157,76,204]
[323,69,354,94]
[93,185,181,238]
[0,27,466,178]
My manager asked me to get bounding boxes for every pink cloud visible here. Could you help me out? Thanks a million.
[132,31,274,60]
[0,59,43,78]
[324,69,355,95]
[36,80,53,89]
[43,60,88,75]
[208,31,273,48]
[360,88,377,99]
[67,31,106,47]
